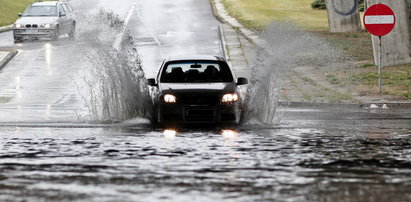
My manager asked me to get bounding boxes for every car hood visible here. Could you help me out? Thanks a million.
[15,17,58,25]
[159,83,236,94]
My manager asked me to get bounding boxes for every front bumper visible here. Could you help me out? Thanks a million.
[13,28,55,39]
[157,102,241,124]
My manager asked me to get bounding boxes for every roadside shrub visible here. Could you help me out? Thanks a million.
[311,0,365,11]
[311,0,326,10]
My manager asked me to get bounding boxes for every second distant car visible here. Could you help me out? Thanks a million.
[13,1,75,43]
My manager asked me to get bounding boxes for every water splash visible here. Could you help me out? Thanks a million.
[242,22,347,125]
[74,10,152,122]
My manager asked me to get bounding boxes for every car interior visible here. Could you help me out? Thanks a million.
[161,63,233,83]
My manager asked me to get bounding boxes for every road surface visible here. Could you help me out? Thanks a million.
[0,0,410,201]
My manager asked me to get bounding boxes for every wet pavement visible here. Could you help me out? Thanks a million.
[0,0,411,201]
[0,120,410,202]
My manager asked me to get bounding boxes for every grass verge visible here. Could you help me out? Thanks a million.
[0,0,48,27]
[219,0,410,101]
[221,0,328,31]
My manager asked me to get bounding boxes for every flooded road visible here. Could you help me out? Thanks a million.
[1,117,410,202]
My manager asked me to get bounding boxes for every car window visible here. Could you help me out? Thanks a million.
[62,4,72,13]
[58,5,66,15]
[67,4,73,12]
[161,61,234,83]
[23,6,58,17]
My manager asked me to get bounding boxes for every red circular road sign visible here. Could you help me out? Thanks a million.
[363,4,396,36]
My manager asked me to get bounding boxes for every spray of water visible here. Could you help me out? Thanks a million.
[73,9,152,122]
[242,22,347,125]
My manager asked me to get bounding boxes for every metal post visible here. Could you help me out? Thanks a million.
[378,36,382,94]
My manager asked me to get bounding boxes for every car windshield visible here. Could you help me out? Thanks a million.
[161,61,234,83]
[23,6,57,17]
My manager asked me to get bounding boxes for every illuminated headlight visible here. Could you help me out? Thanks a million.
[41,24,51,28]
[222,93,239,103]
[14,24,23,29]
[164,94,176,103]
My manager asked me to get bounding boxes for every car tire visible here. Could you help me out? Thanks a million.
[14,37,22,43]
[52,25,59,40]
[69,22,76,39]
[150,106,159,126]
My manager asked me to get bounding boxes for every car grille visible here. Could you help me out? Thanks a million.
[180,94,219,106]
[25,24,38,28]
[185,109,215,122]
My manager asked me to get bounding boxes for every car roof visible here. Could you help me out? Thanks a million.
[166,55,226,62]
[31,1,59,6]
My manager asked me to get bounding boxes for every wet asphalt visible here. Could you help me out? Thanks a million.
[0,0,411,201]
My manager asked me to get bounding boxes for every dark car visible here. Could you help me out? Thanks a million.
[147,55,248,125]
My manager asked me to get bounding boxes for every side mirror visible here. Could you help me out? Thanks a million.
[147,78,157,86]
[237,77,248,85]
[59,13,66,17]
[18,13,22,17]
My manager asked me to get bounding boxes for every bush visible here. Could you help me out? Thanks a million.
[311,0,326,10]
[358,0,365,12]
[311,0,365,11]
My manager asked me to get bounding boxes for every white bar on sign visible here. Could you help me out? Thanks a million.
[365,15,395,24]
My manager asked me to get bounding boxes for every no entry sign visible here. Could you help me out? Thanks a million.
[363,4,396,36]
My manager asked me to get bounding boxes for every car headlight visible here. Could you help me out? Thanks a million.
[164,94,177,103]
[14,24,23,29]
[222,93,239,103]
[40,24,51,28]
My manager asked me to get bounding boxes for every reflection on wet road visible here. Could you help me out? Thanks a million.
[0,39,85,122]
[0,126,410,201]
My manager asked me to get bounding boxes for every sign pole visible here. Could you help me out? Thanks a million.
[378,36,382,94]
[363,3,395,96]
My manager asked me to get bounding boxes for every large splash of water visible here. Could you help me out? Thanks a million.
[242,22,347,125]
[73,9,152,122]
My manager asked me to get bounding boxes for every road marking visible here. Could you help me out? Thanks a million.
[136,12,162,46]
[364,15,395,24]
[113,3,136,50]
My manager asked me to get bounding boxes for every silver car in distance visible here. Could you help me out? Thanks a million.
[13,1,75,42]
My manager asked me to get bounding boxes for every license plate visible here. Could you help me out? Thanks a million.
[24,29,38,34]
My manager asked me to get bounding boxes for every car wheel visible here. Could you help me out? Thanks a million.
[52,26,59,40]
[150,105,159,126]
[69,22,76,39]
[14,37,22,43]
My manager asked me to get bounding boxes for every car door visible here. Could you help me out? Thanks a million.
[57,4,68,33]
[62,3,74,27]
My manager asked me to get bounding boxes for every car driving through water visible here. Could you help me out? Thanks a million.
[13,1,75,42]
[147,55,248,125]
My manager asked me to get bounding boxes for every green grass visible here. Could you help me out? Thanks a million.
[217,0,410,101]
[355,65,411,99]
[301,76,317,86]
[221,0,328,31]
[317,31,373,61]
[320,87,354,102]
[326,74,341,85]
[0,0,50,27]
[219,0,373,61]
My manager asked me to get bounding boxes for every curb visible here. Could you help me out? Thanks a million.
[211,0,261,45]
[209,0,226,24]
[0,25,13,33]
[0,50,18,71]
[217,24,229,61]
